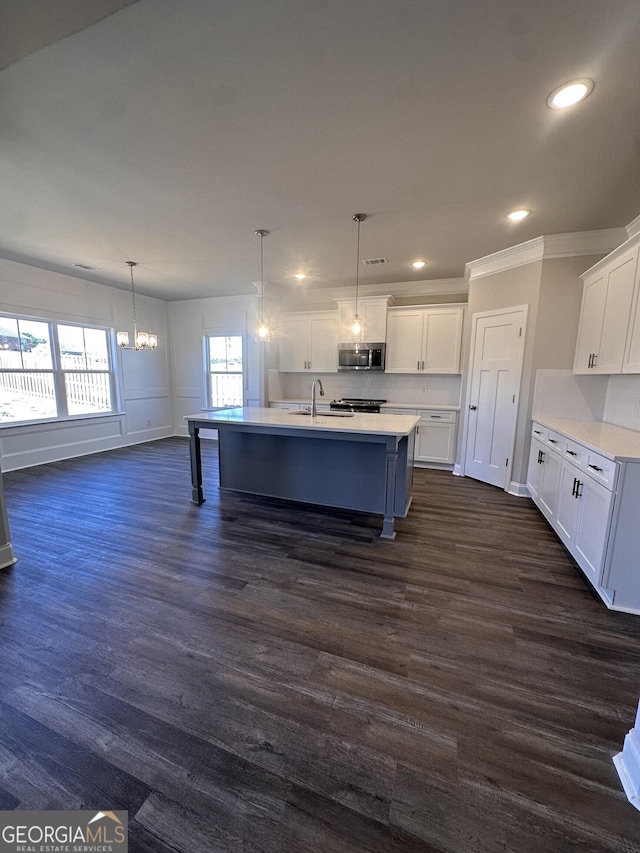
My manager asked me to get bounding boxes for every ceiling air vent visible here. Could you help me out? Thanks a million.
[362,257,388,266]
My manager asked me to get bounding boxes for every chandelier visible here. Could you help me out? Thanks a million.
[117,262,158,350]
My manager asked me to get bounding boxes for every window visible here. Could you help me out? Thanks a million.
[206,335,243,408]
[0,314,116,424]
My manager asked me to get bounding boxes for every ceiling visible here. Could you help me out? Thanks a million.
[2,0,640,301]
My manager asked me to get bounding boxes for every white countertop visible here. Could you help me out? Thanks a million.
[186,407,420,437]
[534,418,640,462]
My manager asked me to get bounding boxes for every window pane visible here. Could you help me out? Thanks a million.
[210,373,243,408]
[65,372,112,415]
[84,327,109,367]
[0,318,22,369]
[0,372,57,422]
[208,335,242,372]
[58,324,87,370]
[18,320,53,369]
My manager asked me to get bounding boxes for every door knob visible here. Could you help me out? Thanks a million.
[469,404,477,410]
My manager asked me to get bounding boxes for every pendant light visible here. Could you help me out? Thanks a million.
[350,213,366,339]
[255,229,271,342]
[117,262,158,350]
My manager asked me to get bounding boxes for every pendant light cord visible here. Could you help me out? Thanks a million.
[352,213,366,321]
[355,218,361,316]
[127,261,138,330]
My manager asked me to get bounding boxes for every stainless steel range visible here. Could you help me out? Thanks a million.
[329,397,387,413]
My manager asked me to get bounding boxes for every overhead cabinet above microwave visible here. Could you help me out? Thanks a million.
[335,296,394,343]
[385,306,465,374]
[573,233,640,375]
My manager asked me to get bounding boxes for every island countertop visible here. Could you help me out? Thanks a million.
[185,407,420,436]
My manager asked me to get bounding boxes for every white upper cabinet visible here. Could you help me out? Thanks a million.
[278,311,338,372]
[386,306,464,373]
[335,296,393,342]
[574,241,639,374]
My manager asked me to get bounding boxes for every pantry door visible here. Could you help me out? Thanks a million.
[463,306,527,489]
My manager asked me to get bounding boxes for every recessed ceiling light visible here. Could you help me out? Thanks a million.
[412,260,426,269]
[295,273,306,280]
[505,209,531,222]
[547,78,594,109]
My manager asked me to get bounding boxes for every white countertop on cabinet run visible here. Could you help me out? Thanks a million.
[535,418,640,462]
[187,407,420,437]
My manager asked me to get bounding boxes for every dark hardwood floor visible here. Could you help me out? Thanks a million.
[1,437,640,852]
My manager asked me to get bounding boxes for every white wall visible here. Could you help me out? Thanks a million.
[169,292,269,437]
[0,259,172,471]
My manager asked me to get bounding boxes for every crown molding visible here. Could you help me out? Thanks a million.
[626,214,640,239]
[465,228,627,281]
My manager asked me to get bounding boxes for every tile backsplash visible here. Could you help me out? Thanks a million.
[275,371,462,406]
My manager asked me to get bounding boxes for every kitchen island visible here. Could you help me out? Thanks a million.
[185,407,420,539]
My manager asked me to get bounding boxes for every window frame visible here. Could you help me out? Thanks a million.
[204,332,245,410]
[0,312,120,427]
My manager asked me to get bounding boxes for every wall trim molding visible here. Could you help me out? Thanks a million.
[626,214,640,239]
[465,228,627,281]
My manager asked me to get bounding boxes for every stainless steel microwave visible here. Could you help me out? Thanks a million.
[337,342,386,371]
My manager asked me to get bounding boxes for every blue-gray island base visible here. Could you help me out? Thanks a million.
[185,408,419,539]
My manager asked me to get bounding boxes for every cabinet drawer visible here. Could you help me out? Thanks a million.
[385,407,417,416]
[417,410,457,423]
[544,429,565,455]
[531,423,546,441]
[563,439,588,469]
[585,451,617,490]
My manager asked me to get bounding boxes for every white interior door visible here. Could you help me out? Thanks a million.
[464,307,526,488]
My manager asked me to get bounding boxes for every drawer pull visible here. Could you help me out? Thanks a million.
[588,464,603,472]
[548,439,557,444]
[566,450,577,456]
[430,415,442,419]
[533,430,542,435]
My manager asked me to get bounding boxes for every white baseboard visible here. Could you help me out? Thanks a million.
[453,464,463,477]
[0,542,16,569]
[613,727,640,812]
[508,480,528,497]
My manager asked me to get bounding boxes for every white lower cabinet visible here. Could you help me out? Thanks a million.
[385,408,457,466]
[527,436,562,522]
[527,420,640,613]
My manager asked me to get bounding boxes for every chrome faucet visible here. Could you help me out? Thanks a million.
[311,378,325,416]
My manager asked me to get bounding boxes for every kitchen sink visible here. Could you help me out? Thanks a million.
[288,410,354,417]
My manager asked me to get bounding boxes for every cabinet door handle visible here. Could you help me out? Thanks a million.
[588,354,593,368]
[537,450,543,464]
[571,477,578,497]
[421,361,425,370]
[575,480,583,498]
[588,464,603,472]
[566,450,577,456]
[592,354,597,367]
[417,360,420,371]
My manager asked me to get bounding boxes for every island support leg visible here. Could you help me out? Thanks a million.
[188,423,205,504]
[381,444,399,539]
